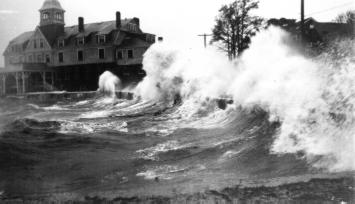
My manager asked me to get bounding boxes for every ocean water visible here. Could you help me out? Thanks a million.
[0,27,354,201]
[0,95,312,199]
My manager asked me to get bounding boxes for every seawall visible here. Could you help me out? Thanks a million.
[4,91,134,102]
[3,91,233,110]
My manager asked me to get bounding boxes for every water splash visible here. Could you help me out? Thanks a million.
[98,71,122,98]
[231,28,355,172]
[135,26,355,172]
[135,42,236,104]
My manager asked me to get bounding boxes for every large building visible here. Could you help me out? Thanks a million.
[1,0,156,95]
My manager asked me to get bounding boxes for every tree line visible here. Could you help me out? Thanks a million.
[210,0,354,60]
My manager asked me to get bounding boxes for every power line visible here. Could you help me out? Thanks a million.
[305,2,354,17]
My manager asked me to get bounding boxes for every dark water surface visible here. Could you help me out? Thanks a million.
[0,96,353,202]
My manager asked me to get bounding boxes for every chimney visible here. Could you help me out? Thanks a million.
[133,17,140,27]
[116,11,121,29]
[158,37,163,42]
[78,17,84,32]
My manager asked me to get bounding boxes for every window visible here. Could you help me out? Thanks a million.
[77,50,84,61]
[127,49,133,59]
[28,55,33,63]
[58,39,65,47]
[56,13,62,20]
[45,54,50,63]
[58,52,64,63]
[146,34,155,43]
[116,50,123,60]
[98,48,105,59]
[97,35,106,44]
[40,39,44,48]
[128,23,138,32]
[37,55,43,63]
[77,37,85,45]
[43,13,49,20]
[34,40,37,49]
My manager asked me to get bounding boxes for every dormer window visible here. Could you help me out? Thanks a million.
[43,13,49,20]
[127,23,138,32]
[97,35,106,44]
[77,37,85,45]
[58,39,65,47]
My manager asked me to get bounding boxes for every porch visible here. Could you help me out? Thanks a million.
[0,63,55,96]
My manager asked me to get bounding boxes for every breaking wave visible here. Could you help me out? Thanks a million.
[135,27,355,172]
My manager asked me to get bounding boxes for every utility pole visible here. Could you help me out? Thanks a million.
[198,33,212,48]
[301,0,305,42]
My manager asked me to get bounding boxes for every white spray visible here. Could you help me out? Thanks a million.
[230,28,355,172]
[135,40,237,119]
[135,27,355,172]
[98,71,122,98]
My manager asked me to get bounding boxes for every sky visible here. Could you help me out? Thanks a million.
[0,0,354,66]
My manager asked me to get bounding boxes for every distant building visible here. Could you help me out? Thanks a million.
[268,17,354,44]
[1,0,156,95]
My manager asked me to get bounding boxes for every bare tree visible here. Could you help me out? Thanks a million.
[334,10,355,24]
[211,0,263,59]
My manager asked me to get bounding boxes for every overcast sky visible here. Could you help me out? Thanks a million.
[0,0,354,66]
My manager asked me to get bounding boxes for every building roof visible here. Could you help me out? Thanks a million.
[120,37,151,48]
[40,0,64,11]
[63,20,134,38]
[302,17,353,40]
[114,31,127,45]
[311,21,352,37]
[9,31,34,45]
[270,17,353,40]
[4,31,34,55]
[8,19,146,49]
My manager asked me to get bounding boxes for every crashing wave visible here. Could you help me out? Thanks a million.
[134,27,355,172]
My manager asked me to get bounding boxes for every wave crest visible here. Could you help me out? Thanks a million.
[134,27,355,172]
